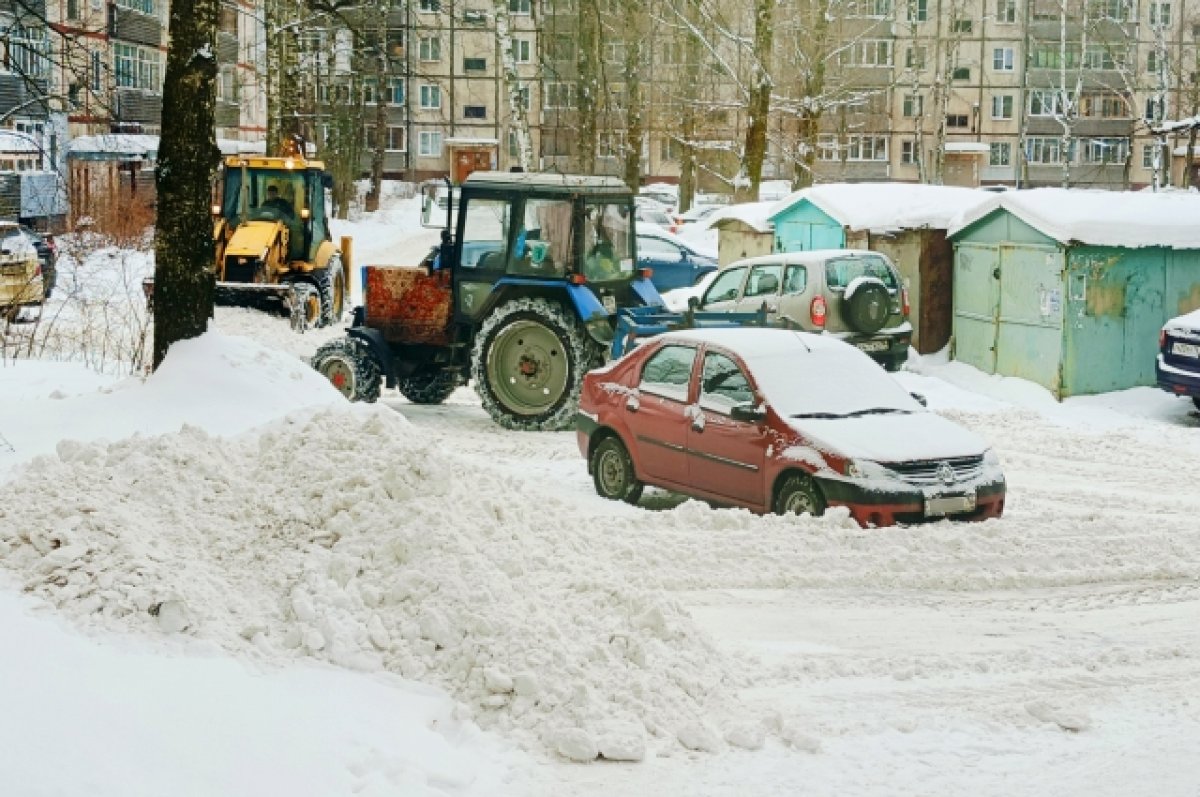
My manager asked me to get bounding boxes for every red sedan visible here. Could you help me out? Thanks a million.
[576,328,1005,527]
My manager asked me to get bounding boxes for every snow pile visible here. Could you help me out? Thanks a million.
[0,336,751,760]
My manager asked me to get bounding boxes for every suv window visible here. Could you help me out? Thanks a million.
[639,344,696,401]
[700,352,754,411]
[703,266,747,303]
[824,254,898,290]
[745,264,783,297]
[784,264,807,294]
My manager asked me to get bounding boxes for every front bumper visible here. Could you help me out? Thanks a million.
[1156,356,1200,399]
[819,473,1007,528]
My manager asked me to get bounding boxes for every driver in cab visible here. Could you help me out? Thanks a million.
[262,184,294,217]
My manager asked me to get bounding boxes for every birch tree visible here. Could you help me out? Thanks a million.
[495,0,535,171]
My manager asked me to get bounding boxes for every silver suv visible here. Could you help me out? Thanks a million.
[698,249,912,371]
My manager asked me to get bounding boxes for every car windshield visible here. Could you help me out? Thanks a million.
[731,331,920,417]
[824,254,899,290]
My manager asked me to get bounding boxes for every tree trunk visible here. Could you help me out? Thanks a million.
[575,0,600,172]
[735,0,774,203]
[153,0,220,369]
[495,0,534,171]
[622,26,644,189]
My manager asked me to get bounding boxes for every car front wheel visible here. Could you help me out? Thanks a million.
[591,436,643,505]
[774,472,826,518]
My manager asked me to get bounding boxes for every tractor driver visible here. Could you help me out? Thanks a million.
[262,184,294,217]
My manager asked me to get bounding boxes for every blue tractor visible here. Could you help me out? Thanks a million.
[312,171,665,431]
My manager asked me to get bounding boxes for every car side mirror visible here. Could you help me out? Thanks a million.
[730,403,765,423]
[910,392,927,407]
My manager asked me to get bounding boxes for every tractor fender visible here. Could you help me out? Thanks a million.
[347,326,396,386]
[312,239,339,271]
[482,277,612,346]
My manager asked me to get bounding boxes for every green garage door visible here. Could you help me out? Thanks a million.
[994,244,1064,393]
[952,243,1000,373]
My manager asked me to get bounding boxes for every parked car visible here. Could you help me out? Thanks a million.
[638,188,678,210]
[1156,308,1200,409]
[0,232,43,322]
[697,249,912,371]
[636,223,718,292]
[0,221,56,298]
[671,204,721,230]
[577,327,1005,527]
[635,205,675,229]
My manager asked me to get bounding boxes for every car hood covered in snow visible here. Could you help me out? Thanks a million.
[786,411,989,463]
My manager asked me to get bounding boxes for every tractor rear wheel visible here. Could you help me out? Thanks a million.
[397,369,460,405]
[311,338,382,402]
[471,297,602,431]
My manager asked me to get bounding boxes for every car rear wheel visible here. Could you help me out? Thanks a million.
[774,472,826,518]
[842,278,891,334]
[591,436,643,504]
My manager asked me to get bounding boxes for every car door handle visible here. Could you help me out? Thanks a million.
[625,397,638,413]
[691,419,704,432]
[763,303,778,313]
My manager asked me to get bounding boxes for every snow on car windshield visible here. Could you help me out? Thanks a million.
[735,331,918,417]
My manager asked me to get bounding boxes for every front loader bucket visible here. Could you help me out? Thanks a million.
[215,281,320,332]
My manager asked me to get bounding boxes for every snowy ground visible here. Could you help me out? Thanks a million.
[2,195,1199,795]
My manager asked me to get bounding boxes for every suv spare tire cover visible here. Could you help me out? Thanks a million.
[842,277,891,334]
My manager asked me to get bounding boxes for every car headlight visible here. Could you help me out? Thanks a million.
[983,448,1001,467]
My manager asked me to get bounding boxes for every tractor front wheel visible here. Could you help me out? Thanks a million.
[471,298,601,431]
[311,338,382,402]
[398,369,460,405]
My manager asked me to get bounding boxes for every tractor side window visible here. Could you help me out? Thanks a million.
[582,201,633,282]
[638,344,697,402]
[460,198,511,271]
[513,197,571,276]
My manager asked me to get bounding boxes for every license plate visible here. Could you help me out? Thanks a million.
[856,339,888,353]
[925,492,977,517]
[1173,341,1200,358]
[602,294,617,314]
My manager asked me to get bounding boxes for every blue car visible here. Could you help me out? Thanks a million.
[1157,309,1200,410]
[636,224,718,293]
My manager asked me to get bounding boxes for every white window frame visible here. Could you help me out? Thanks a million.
[419,36,441,62]
[992,47,1014,71]
[902,94,923,117]
[386,126,406,152]
[1026,136,1066,164]
[989,142,1011,166]
[419,84,442,110]
[991,94,1014,119]
[514,38,532,63]
[418,131,443,157]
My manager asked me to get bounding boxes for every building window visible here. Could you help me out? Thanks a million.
[419,36,441,61]
[515,38,532,63]
[464,105,487,119]
[903,95,923,117]
[839,39,893,67]
[514,84,531,110]
[662,41,683,66]
[1143,143,1166,168]
[1148,50,1162,73]
[462,9,487,23]
[946,114,969,128]
[605,41,626,64]
[2,24,49,78]
[114,43,161,90]
[115,0,155,13]
[952,18,972,32]
[661,137,682,161]
[419,84,442,109]
[1031,45,1080,69]
[1029,90,1067,116]
[901,140,917,164]
[951,67,970,80]
[1094,0,1131,21]
[509,0,531,13]
[1080,137,1128,164]
[996,0,1017,22]
[1082,92,1129,118]
[386,78,404,105]
[819,134,888,161]
[1083,45,1116,70]
[544,81,577,108]
[992,47,1014,71]
[1150,1,1171,25]
[846,0,892,17]
[1146,96,1165,121]
[906,46,926,68]
[419,0,440,12]
[386,126,406,152]
[991,94,1014,119]
[907,0,928,21]
[418,131,442,157]
[989,142,1011,166]
[1026,136,1066,164]
[464,56,486,71]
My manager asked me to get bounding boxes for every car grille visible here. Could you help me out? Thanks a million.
[884,455,984,485]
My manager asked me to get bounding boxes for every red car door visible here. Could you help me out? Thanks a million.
[686,350,769,507]
[625,343,698,485]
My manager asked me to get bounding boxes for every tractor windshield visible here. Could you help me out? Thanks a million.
[222,168,307,225]
[581,201,634,284]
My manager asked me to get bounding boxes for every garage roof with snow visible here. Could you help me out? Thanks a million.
[949,187,1200,249]
[769,183,990,234]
